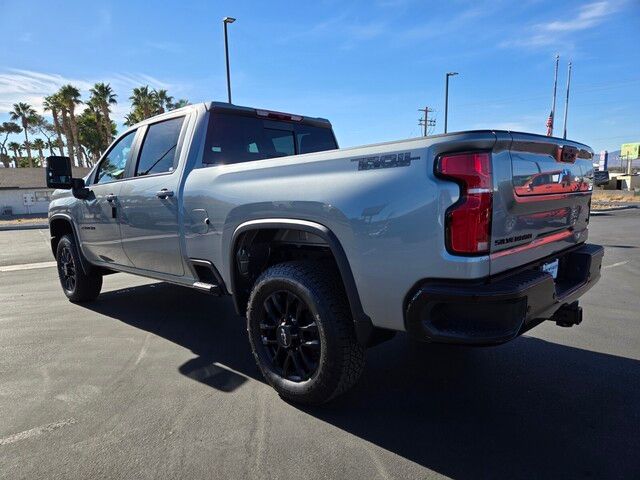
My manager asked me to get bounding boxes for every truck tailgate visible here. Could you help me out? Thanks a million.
[490,132,594,275]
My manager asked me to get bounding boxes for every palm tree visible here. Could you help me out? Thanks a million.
[77,108,108,166]
[0,121,21,162]
[130,86,156,120]
[125,86,189,124]
[49,92,76,165]
[123,112,139,127]
[43,94,66,157]
[89,82,117,146]
[86,97,107,152]
[58,85,85,166]
[52,138,64,157]
[59,106,76,165]
[32,138,46,166]
[31,115,61,157]
[8,141,22,166]
[9,102,37,167]
[22,140,33,158]
[152,89,173,114]
[169,99,189,110]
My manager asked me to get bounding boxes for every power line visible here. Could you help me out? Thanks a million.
[418,106,436,137]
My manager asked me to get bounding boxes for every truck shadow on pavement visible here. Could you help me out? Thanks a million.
[84,281,640,479]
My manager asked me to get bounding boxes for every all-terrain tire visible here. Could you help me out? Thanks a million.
[56,234,102,303]
[246,261,365,405]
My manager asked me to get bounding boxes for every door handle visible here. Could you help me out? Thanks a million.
[156,189,174,199]
[106,193,117,202]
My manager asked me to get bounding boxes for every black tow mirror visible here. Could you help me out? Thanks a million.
[46,156,73,189]
[45,156,91,199]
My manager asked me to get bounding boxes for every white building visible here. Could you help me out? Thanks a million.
[0,167,91,216]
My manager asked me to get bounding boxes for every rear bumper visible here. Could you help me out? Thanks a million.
[405,243,604,345]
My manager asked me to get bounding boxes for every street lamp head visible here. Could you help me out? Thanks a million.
[223,17,236,24]
[447,72,459,77]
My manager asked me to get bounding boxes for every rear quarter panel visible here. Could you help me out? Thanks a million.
[183,132,499,330]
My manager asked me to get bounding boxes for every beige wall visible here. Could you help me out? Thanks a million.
[0,189,53,215]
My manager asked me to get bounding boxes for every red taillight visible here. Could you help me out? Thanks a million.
[437,152,492,255]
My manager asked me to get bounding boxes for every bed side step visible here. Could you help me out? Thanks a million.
[193,282,221,295]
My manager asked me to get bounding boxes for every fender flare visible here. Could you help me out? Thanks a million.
[49,213,93,276]
[229,218,374,345]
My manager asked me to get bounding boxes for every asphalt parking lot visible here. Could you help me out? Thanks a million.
[1,210,639,479]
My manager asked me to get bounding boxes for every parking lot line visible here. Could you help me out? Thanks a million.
[0,261,57,273]
[0,418,76,446]
[603,260,629,270]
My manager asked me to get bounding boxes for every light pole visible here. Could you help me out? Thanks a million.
[223,16,236,104]
[444,72,458,134]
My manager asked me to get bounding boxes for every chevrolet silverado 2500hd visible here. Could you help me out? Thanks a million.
[46,102,603,404]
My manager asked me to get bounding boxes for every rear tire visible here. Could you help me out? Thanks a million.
[56,234,102,303]
[246,261,365,405]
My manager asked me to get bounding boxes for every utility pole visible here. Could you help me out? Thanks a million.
[562,61,572,140]
[223,16,236,104]
[547,54,559,136]
[444,72,458,134]
[418,107,435,136]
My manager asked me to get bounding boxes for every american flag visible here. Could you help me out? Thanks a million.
[546,110,554,136]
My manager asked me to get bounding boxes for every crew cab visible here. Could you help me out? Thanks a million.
[46,102,603,404]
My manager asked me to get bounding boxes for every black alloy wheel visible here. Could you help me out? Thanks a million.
[259,290,321,382]
[58,245,77,293]
[55,234,102,303]
[246,261,365,405]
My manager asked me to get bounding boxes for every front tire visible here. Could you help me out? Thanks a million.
[56,234,102,303]
[247,261,365,405]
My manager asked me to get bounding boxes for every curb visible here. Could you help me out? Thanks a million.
[591,205,639,214]
[0,223,49,231]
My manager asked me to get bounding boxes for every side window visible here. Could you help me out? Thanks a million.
[135,116,185,176]
[95,130,136,184]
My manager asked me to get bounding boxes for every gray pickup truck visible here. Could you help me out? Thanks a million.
[46,102,603,404]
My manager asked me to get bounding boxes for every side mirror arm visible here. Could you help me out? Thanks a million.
[71,178,91,199]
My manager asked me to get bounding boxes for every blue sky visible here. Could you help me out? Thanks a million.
[0,0,638,153]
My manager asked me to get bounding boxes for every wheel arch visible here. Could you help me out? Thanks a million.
[229,219,374,345]
[49,214,92,275]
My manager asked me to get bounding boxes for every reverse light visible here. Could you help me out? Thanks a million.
[437,152,493,255]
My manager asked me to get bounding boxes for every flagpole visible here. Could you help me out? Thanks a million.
[562,61,572,140]
[547,54,559,136]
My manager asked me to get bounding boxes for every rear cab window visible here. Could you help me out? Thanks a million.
[203,111,337,166]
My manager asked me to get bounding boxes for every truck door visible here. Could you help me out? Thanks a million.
[77,129,137,267]
[119,114,187,276]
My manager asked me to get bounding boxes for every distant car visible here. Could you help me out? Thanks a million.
[516,170,570,195]
[46,102,603,404]
[516,169,592,196]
